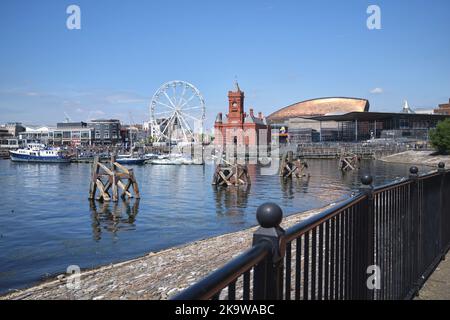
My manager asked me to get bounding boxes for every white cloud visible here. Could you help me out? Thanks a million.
[0,87,150,123]
[103,93,147,104]
[370,87,383,94]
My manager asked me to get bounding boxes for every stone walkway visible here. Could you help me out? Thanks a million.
[380,150,450,168]
[416,254,450,300]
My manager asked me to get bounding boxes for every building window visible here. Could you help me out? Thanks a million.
[112,131,117,139]
[104,131,109,139]
[400,119,409,129]
[95,131,101,139]
[72,131,81,139]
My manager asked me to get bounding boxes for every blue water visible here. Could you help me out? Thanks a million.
[0,159,430,294]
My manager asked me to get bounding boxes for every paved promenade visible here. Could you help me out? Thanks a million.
[417,255,450,300]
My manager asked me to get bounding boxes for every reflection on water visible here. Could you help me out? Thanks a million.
[280,175,311,199]
[89,199,140,241]
[0,159,432,293]
[213,185,251,216]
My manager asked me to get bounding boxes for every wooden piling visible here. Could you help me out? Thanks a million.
[212,163,251,186]
[339,152,360,171]
[279,151,309,179]
[89,155,140,202]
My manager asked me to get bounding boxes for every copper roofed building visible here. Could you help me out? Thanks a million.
[267,97,370,123]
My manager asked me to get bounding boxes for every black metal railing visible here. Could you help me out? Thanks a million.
[173,163,450,300]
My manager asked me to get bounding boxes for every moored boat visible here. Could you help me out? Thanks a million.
[9,144,71,163]
[116,155,146,165]
[148,154,201,165]
[143,153,159,160]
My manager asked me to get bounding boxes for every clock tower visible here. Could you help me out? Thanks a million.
[227,81,245,123]
[214,81,270,149]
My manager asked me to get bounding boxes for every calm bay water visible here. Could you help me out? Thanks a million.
[0,159,429,294]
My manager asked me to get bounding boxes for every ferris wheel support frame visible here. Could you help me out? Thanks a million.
[150,80,205,145]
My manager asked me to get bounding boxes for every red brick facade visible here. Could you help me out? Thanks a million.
[214,84,270,148]
[434,99,450,115]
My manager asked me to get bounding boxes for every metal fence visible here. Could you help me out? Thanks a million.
[173,163,450,300]
[295,142,412,159]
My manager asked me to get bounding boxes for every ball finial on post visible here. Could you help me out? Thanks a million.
[438,162,445,169]
[256,203,283,228]
[361,174,373,186]
[410,166,419,175]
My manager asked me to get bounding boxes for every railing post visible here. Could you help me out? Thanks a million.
[359,174,375,300]
[438,162,446,260]
[409,166,420,296]
[252,203,286,300]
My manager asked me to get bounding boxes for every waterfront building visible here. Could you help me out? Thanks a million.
[214,82,270,149]
[0,127,21,151]
[53,122,93,146]
[19,126,54,144]
[18,121,122,146]
[0,127,11,138]
[414,108,436,115]
[120,124,146,148]
[268,97,450,142]
[2,122,26,137]
[310,112,448,141]
[434,99,450,115]
[88,119,121,145]
[0,139,20,150]
[268,97,369,143]
[142,120,161,138]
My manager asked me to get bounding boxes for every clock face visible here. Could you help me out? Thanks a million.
[232,102,238,108]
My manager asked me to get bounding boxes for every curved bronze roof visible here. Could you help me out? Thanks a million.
[267,97,370,122]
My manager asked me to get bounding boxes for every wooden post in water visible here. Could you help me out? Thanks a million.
[279,151,308,178]
[89,156,100,200]
[88,155,140,202]
[338,152,360,171]
[212,163,251,186]
[111,155,119,202]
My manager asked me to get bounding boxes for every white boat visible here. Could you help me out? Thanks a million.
[143,153,159,160]
[148,154,199,165]
[9,144,71,163]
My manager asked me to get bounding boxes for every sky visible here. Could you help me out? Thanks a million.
[0,0,449,128]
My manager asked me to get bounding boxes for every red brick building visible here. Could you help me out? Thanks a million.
[214,83,270,148]
[434,99,450,115]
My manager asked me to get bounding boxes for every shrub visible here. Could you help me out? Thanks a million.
[430,118,450,154]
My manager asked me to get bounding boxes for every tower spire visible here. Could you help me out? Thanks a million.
[234,75,241,92]
[402,100,415,114]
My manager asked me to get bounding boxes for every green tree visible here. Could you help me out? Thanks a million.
[430,118,450,154]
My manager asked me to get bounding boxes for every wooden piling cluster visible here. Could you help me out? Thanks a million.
[279,151,309,178]
[89,156,140,202]
[212,164,251,186]
[338,152,360,171]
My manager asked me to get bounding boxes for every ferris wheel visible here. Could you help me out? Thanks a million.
[150,80,205,145]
